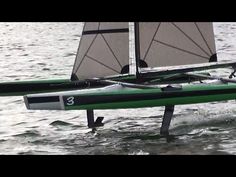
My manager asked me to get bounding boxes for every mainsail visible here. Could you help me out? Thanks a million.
[71,22,130,81]
[135,22,217,70]
[71,22,217,81]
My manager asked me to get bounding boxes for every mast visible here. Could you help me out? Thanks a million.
[134,22,141,78]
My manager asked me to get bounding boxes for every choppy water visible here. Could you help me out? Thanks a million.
[1,22,236,155]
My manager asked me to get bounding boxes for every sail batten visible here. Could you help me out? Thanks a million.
[83,28,129,35]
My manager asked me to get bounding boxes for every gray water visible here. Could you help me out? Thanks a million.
[0,22,236,155]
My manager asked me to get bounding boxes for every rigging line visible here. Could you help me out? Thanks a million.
[74,34,98,74]
[194,22,214,55]
[153,39,210,60]
[101,33,123,69]
[143,22,162,61]
[86,55,120,73]
[171,22,211,57]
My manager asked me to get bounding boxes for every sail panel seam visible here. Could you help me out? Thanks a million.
[194,22,214,55]
[74,34,98,75]
[86,55,120,73]
[153,39,210,60]
[171,22,211,57]
[143,23,162,61]
[101,34,123,68]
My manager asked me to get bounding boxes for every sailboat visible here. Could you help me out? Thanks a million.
[2,22,236,135]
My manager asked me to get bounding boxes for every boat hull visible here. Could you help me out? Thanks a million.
[0,72,211,96]
[24,83,236,110]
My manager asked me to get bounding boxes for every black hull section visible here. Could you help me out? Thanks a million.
[0,80,105,96]
[0,72,210,96]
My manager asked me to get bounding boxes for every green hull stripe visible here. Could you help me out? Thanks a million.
[64,93,236,110]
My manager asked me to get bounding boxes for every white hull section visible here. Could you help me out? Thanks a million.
[24,84,135,110]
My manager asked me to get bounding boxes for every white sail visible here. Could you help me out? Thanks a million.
[71,22,130,80]
[136,22,217,70]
